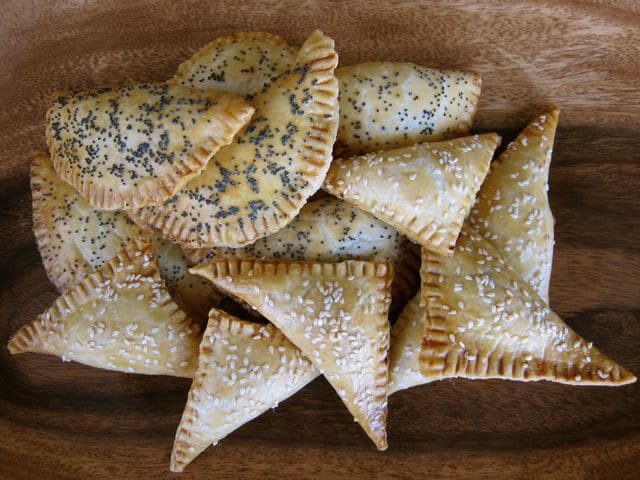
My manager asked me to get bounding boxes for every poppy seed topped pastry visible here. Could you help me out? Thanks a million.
[170,32,297,96]
[30,151,222,320]
[46,84,254,210]
[8,240,203,378]
[324,133,500,256]
[335,63,482,156]
[192,258,393,450]
[130,30,340,248]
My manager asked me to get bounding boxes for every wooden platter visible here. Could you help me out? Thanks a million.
[1,1,639,478]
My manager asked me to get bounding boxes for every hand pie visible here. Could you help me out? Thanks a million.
[469,110,559,301]
[171,308,319,472]
[8,240,202,378]
[170,32,296,96]
[335,63,481,156]
[46,83,254,210]
[324,134,500,256]
[129,30,340,248]
[186,196,420,309]
[30,151,222,320]
[419,226,636,386]
[191,259,392,449]
[388,294,426,394]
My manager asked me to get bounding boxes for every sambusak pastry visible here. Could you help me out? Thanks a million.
[171,309,319,472]
[31,151,222,319]
[170,32,297,96]
[130,30,340,248]
[469,110,559,301]
[324,134,500,256]
[192,259,392,450]
[46,84,254,209]
[335,63,481,156]
[419,226,636,386]
[186,196,420,309]
[8,240,202,378]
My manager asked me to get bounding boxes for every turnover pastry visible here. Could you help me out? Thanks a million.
[469,110,559,301]
[186,196,420,309]
[324,134,500,256]
[130,30,340,248]
[335,63,481,156]
[46,83,254,210]
[191,259,392,450]
[171,308,319,472]
[8,240,202,377]
[419,226,636,386]
[31,151,222,319]
[170,32,297,96]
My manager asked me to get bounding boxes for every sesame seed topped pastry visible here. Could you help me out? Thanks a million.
[129,30,340,248]
[335,63,482,157]
[324,133,500,256]
[170,32,297,96]
[191,259,392,450]
[388,294,425,394]
[46,83,254,210]
[30,151,222,320]
[8,240,203,378]
[170,309,319,472]
[469,110,559,301]
[419,226,636,386]
[185,196,420,309]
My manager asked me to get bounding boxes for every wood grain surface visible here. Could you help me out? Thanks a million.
[1,1,639,478]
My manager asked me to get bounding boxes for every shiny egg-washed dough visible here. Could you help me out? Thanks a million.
[130,30,340,248]
[192,258,392,450]
[46,84,254,210]
[469,110,559,301]
[170,32,297,96]
[324,134,500,256]
[418,226,636,386]
[335,62,481,157]
[8,240,202,378]
[185,196,419,309]
[30,151,222,320]
[170,309,319,472]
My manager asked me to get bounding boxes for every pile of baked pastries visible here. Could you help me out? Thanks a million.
[8,30,635,471]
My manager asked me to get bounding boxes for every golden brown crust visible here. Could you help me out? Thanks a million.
[30,151,222,319]
[419,226,636,386]
[469,109,559,301]
[191,258,392,449]
[170,308,319,472]
[46,84,254,210]
[324,134,500,256]
[184,196,419,309]
[8,240,202,378]
[129,31,340,248]
[335,63,482,157]
[170,32,297,96]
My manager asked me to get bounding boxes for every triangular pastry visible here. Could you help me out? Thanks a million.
[335,63,482,157]
[8,240,202,378]
[129,30,340,248]
[191,258,393,449]
[419,226,636,386]
[185,196,420,309]
[171,308,319,472]
[469,110,559,301]
[324,134,500,256]
[31,151,222,319]
[170,32,297,96]
[46,83,254,210]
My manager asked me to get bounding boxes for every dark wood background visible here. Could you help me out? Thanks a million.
[1,1,639,478]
